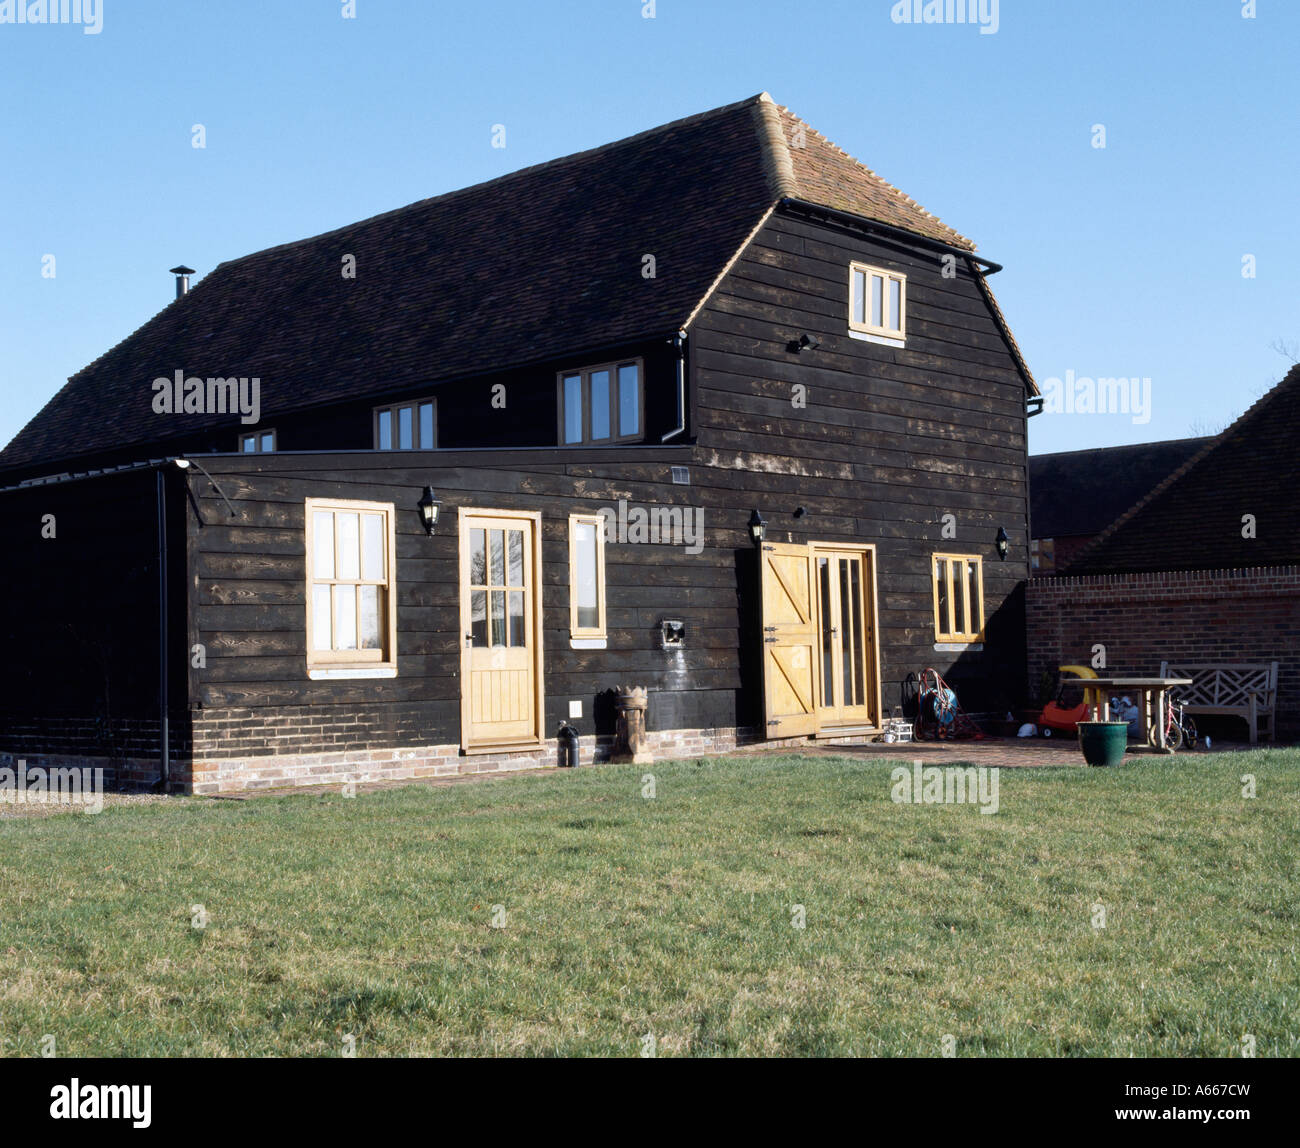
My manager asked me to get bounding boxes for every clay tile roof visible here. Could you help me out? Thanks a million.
[2,93,984,472]
[1030,436,1211,540]
[772,101,975,251]
[1064,363,1300,573]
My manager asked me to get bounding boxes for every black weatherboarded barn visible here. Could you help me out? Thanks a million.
[0,93,1038,792]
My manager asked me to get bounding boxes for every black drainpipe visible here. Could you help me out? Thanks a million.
[660,329,688,442]
[155,465,170,791]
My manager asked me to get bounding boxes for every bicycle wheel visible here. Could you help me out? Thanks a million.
[1165,722,1184,752]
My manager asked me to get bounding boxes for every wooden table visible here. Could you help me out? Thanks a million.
[1084,677,1194,753]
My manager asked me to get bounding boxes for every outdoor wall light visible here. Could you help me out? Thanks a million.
[996,526,1009,561]
[748,509,767,547]
[418,486,442,536]
[788,333,821,354]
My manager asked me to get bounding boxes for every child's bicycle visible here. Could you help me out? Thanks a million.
[1150,693,1198,752]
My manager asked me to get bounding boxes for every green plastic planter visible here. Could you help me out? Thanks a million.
[1077,720,1129,767]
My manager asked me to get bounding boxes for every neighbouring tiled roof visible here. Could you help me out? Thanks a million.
[1030,436,1210,540]
[2,93,988,471]
[1064,363,1300,573]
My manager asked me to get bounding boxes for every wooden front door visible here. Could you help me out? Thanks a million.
[760,541,880,737]
[459,510,544,750]
[760,542,818,737]
[811,545,878,728]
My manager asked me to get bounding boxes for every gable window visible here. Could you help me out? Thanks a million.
[240,429,276,453]
[849,262,906,342]
[374,398,436,450]
[568,513,607,643]
[932,554,984,642]
[306,498,397,673]
[558,360,641,445]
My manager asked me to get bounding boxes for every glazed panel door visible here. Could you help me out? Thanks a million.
[811,546,878,729]
[460,511,543,748]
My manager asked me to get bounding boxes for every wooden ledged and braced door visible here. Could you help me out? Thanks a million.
[760,543,818,737]
[459,510,544,750]
[760,541,880,737]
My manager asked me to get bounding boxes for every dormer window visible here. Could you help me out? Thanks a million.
[558,359,642,445]
[240,429,276,453]
[374,398,436,450]
[848,262,906,345]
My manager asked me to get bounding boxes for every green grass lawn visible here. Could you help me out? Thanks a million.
[1,750,1297,1057]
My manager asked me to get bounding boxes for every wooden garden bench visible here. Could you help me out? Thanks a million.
[1159,661,1278,744]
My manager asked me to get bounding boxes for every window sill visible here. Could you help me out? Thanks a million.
[308,666,398,680]
[570,637,607,650]
[933,642,984,653]
[848,329,905,349]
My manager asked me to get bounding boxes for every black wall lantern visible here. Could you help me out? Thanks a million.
[996,526,1009,561]
[748,509,767,547]
[418,486,441,536]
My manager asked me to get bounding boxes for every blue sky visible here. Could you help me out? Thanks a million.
[2,0,1296,455]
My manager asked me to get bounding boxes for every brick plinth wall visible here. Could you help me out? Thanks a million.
[2,715,879,794]
[1026,566,1300,738]
[0,751,166,792]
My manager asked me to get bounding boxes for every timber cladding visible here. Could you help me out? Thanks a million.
[185,447,748,760]
[689,207,1030,717]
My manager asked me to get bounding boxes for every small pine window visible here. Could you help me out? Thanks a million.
[932,554,983,642]
[306,499,397,668]
[568,514,607,639]
[374,398,436,450]
[849,262,906,340]
[239,429,276,453]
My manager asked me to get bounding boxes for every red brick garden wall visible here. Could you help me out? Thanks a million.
[1026,566,1300,738]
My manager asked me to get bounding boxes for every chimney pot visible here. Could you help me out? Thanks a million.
[169,265,196,299]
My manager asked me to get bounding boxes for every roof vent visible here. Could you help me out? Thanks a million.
[169,265,195,299]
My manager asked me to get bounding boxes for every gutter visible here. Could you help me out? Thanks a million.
[779,197,1003,274]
